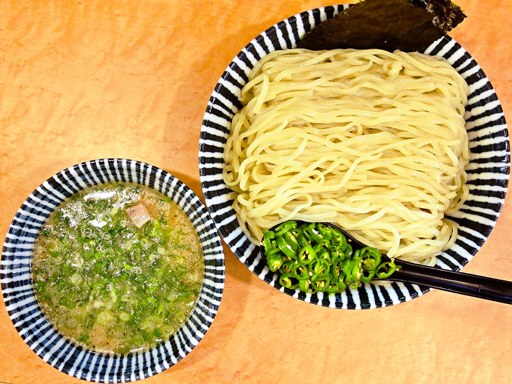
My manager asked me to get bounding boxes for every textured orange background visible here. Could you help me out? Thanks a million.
[1,1,511,383]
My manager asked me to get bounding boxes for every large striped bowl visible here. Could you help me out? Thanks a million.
[1,159,225,382]
[199,4,509,309]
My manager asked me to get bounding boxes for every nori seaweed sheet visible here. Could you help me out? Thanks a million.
[300,0,466,52]
[410,0,465,32]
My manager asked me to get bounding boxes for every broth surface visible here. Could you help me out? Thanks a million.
[32,182,204,354]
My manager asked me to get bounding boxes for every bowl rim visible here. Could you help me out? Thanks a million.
[1,157,225,382]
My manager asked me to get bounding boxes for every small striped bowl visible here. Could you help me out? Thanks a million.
[1,159,225,382]
[199,4,510,309]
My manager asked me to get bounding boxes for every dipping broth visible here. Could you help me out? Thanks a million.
[32,182,204,354]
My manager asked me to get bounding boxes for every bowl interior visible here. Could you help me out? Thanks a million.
[199,4,510,309]
[1,158,225,382]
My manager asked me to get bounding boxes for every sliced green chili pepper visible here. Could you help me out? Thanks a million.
[274,221,297,237]
[276,235,296,258]
[298,244,316,265]
[299,278,310,293]
[331,228,347,248]
[360,269,376,284]
[317,223,334,240]
[350,253,362,283]
[282,260,298,274]
[279,273,300,289]
[303,223,323,243]
[327,279,347,294]
[331,259,343,280]
[266,252,284,272]
[342,258,354,284]
[344,242,353,259]
[376,261,398,279]
[295,264,310,280]
[311,276,330,292]
[309,258,330,279]
[262,221,397,295]
[329,246,345,262]
[296,231,309,248]
[361,247,381,271]
[314,244,330,261]
[283,260,309,280]
[283,230,300,251]
[263,231,275,253]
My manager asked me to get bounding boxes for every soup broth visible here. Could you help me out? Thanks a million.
[32,182,204,354]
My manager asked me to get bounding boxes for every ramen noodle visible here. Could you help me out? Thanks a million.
[223,48,469,262]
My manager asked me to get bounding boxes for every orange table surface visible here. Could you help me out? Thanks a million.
[1,1,511,383]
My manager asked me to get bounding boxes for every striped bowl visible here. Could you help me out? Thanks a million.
[1,159,225,382]
[198,4,510,309]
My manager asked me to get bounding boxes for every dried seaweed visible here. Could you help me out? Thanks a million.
[300,0,465,52]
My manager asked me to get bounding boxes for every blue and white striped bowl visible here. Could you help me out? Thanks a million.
[199,4,510,309]
[1,158,225,382]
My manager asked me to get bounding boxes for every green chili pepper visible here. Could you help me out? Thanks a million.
[263,231,275,253]
[344,242,353,259]
[331,228,347,248]
[350,253,362,283]
[283,260,308,280]
[317,223,333,240]
[296,231,309,248]
[276,235,297,258]
[311,276,330,292]
[314,244,330,261]
[298,244,316,265]
[283,230,300,251]
[299,278,310,293]
[360,269,376,283]
[342,259,354,284]
[361,247,381,271]
[274,221,297,237]
[282,260,298,274]
[262,221,396,295]
[279,273,300,289]
[331,259,343,280]
[295,264,310,280]
[304,223,323,243]
[327,279,347,294]
[309,258,330,279]
[376,261,398,279]
[266,252,284,272]
[329,245,346,262]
